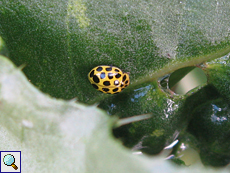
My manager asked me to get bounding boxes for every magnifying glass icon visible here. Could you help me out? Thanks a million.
[3,154,18,170]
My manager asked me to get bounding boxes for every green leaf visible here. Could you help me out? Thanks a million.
[0,36,8,57]
[0,54,150,172]
[99,82,188,155]
[205,57,230,101]
[1,0,230,103]
[1,55,230,172]
[1,0,230,171]
[189,98,230,154]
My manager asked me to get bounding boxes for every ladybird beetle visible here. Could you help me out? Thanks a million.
[88,65,130,94]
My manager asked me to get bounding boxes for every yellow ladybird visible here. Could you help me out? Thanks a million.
[88,65,130,94]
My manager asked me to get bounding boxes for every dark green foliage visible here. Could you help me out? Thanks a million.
[1,0,230,168]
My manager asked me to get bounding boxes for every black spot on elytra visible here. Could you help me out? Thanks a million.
[108,73,113,79]
[102,88,109,92]
[93,75,100,83]
[96,67,103,72]
[91,84,98,89]
[120,84,124,87]
[115,69,120,72]
[103,81,111,86]
[122,75,127,82]
[114,80,119,85]
[115,73,121,78]
[100,72,106,79]
[125,80,129,84]
[113,88,118,92]
[106,67,112,71]
[89,70,95,77]
[124,85,128,87]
